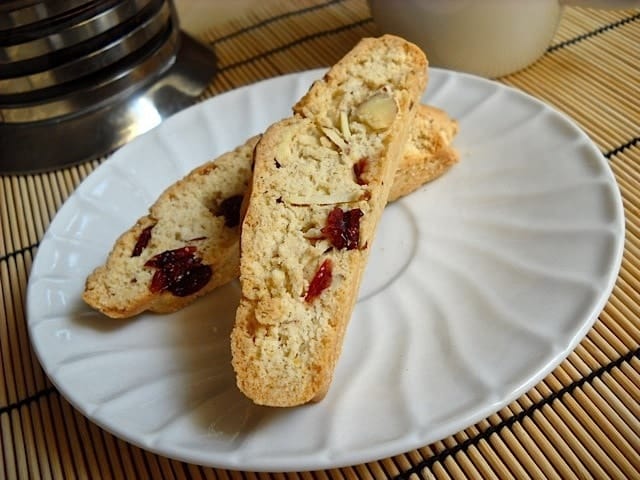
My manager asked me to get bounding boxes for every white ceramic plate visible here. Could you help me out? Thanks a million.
[27,69,625,471]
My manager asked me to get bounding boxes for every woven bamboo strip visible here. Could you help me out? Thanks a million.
[0,262,19,404]
[508,51,640,121]
[612,150,640,190]
[570,351,640,434]
[24,176,44,243]
[603,287,640,345]
[4,257,26,402]
[567,33,640,89]
[552,366,640,475]
[39,173,60,228]
[544,390,631,479]
[467,426,532,479]
[564,8,607,31]
[40,173,59,226]
[19,407,42,479]
[600,307,639,351]
[593,310,638,355]
[8,177,28,250]
[498,406,560,478]
[12,252,38,397]
[13,178,34,249]
[462,428,530,478]
[45,394,74,479]
[501,404,570,479]
[567,7,624,32]
[572,380,640,468]
[2,414,16,480]
[433,443,488,480]
[609,366,640,408]
[526,388,605,478]
[30,175,52,238]
[0,181,11,257]
[58,399,88,479]
[596,26,640,67]
[588,325,633,361]
[390,454,415,477]
[47,172,65,210]
[69,411,102,479]
[0,267,11,407]
[571,7,639,29]
[13,410,30,479]
[441,432,501,479]
[428,463,453,480]
[504,70,637,152]
[23,251,48,393]
[361,461,387,480]
[29,402,54,480]
[2,177,21,253]
[434,439,486,480]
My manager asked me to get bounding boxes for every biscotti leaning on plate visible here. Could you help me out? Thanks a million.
[82,103,458,319]
[231,35,428,406]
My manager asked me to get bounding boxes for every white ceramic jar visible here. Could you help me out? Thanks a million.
[369,0,563,78]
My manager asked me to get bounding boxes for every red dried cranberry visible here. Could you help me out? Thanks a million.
[131,225,154,257]
[305,259,333,302]
[321,207,363,250]
[167,264,212,297]
[216,195,243,228]
[353,158,368,185]
[145,246,212,297]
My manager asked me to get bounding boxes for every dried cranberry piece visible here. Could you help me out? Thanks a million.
[167,264,212,297]
[353,158,368,185]
[131,225,154,257]
[216,195,244,228]
[321,207,363,250]
[305,259,333,302]
[145,246,212,297]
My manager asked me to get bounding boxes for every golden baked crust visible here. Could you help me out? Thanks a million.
[231,35,429,406]
[82,138,258,318]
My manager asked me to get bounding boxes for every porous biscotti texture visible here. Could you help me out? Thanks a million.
[389,105,458,201]
[82,138,258,318]
[82,103,457,319]
[231,35,428,406]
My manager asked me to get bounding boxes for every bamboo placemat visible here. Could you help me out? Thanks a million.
[1,1,639,478]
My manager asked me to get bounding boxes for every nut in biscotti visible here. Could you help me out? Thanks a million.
[354,92,398,130]
[231,35,429,407]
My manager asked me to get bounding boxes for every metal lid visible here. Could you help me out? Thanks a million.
[0,0,218,174]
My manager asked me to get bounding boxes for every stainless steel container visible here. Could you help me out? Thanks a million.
[0,0,217,173]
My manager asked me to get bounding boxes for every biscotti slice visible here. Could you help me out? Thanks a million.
[83,103,456,319]
[231,35,428,406]
[82,137,258,318]
[388,105,459,202]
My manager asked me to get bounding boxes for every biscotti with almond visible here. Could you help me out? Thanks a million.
[231,35,428,406]
[82,103,457,319]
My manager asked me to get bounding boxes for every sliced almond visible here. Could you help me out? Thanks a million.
[321,126,349,153]
[339,111,351,139]
[354,93,398,130]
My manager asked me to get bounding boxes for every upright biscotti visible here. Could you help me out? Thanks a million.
[231,35,428,406]
[82,103,457,319]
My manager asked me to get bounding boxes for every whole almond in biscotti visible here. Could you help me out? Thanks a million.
[231,35,429,407]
